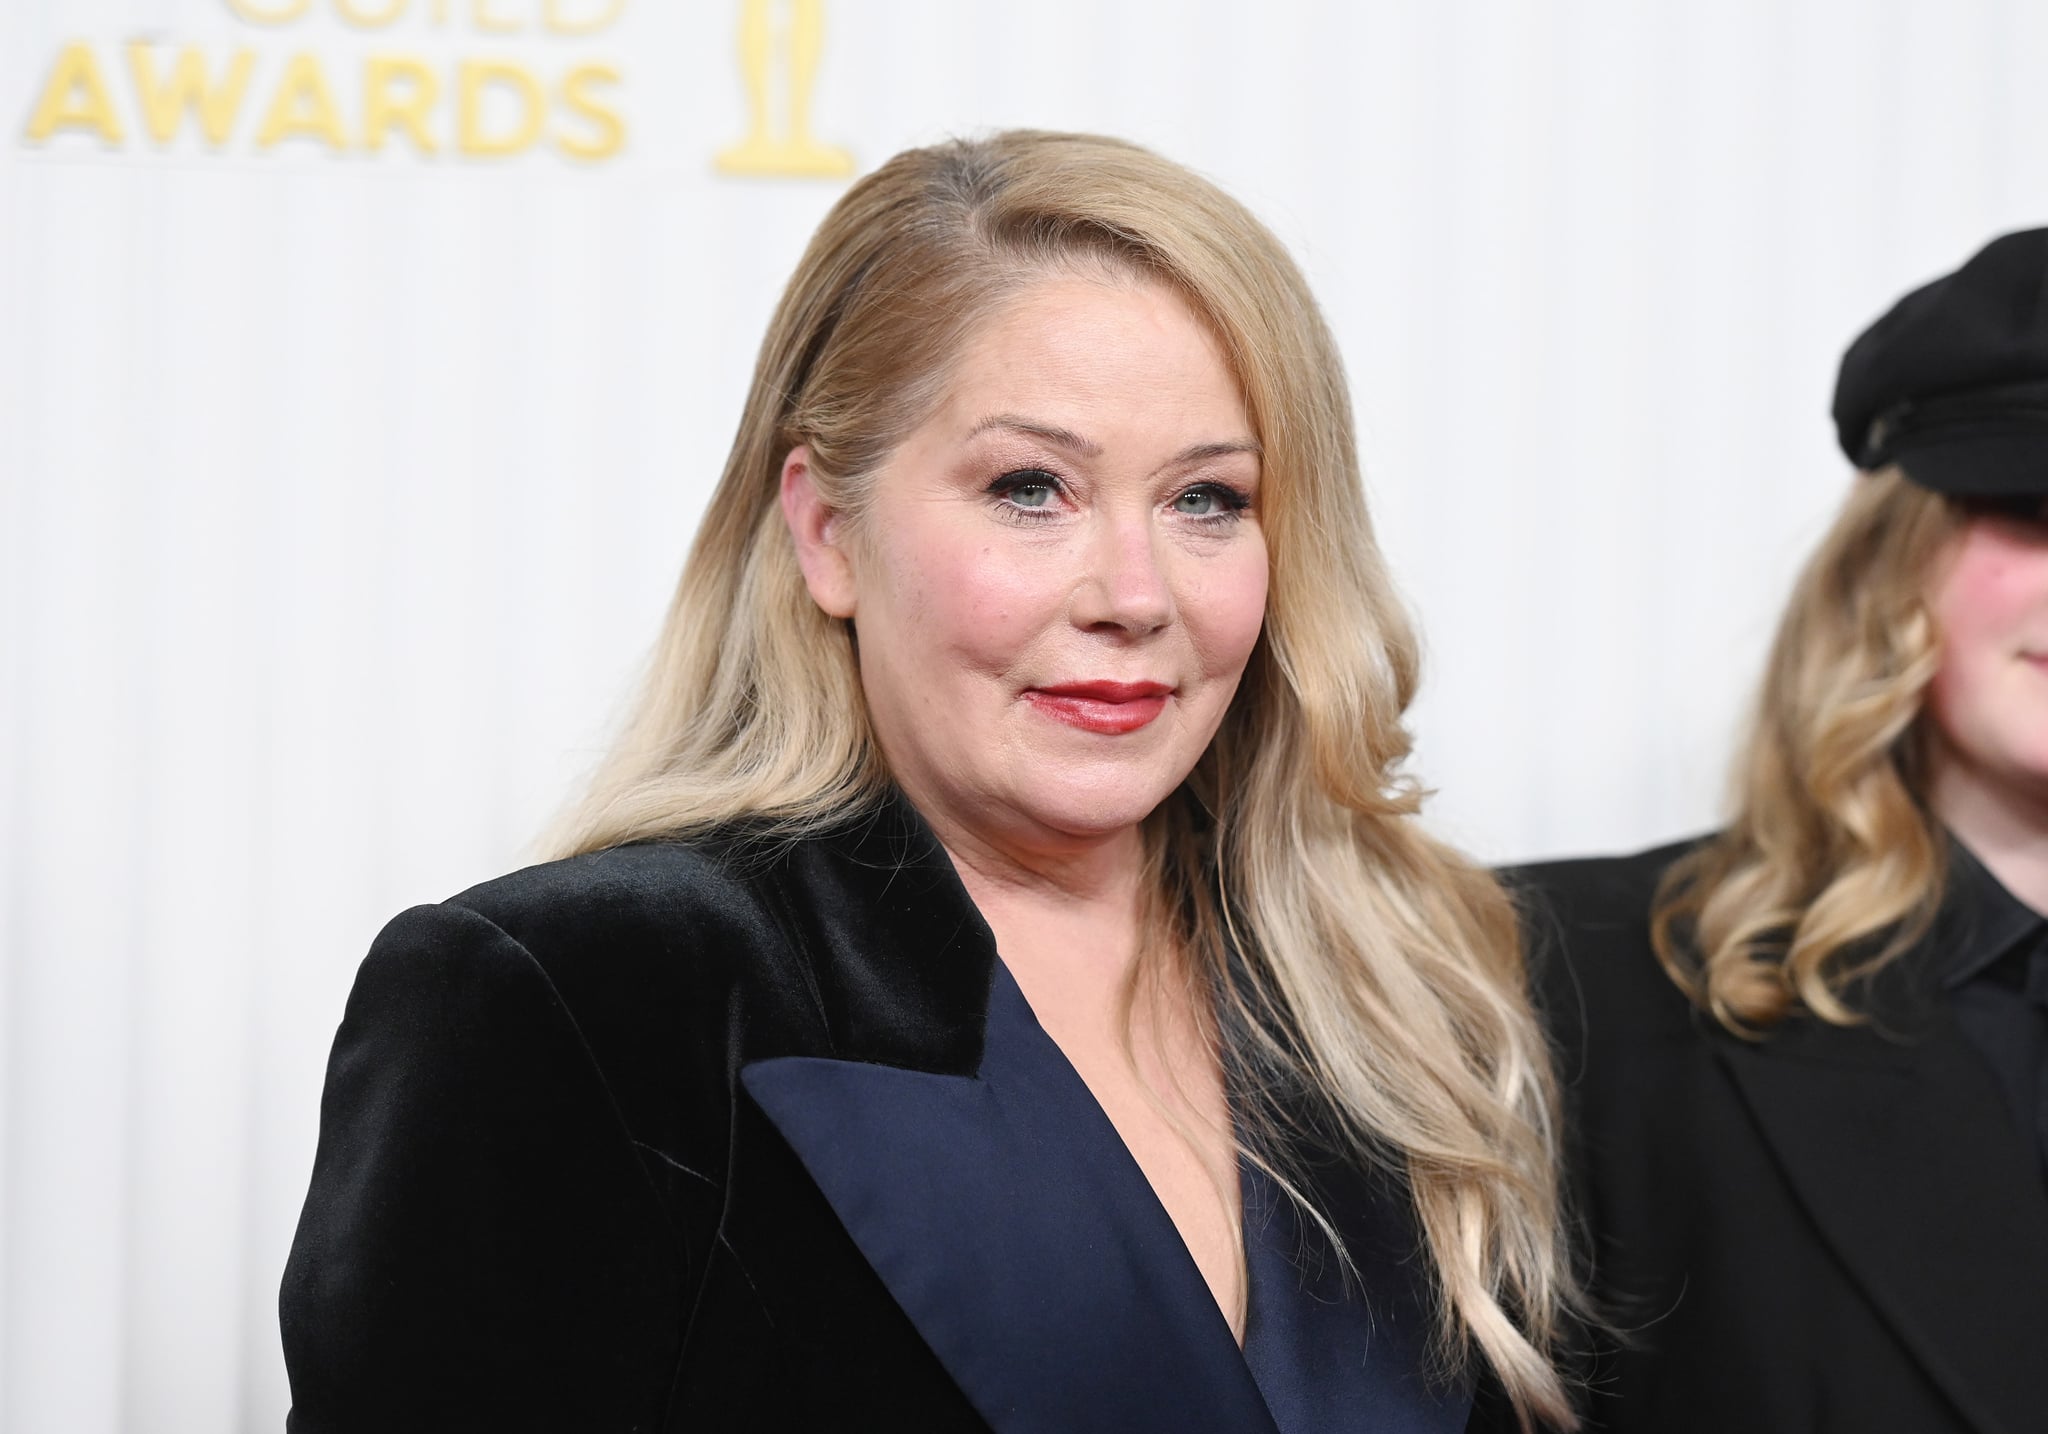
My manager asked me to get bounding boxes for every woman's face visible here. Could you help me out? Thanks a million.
[790,271,1268,856]
[1926,499,2048,807]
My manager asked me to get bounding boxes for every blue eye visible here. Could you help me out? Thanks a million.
[1172,483,1248,518]
[989,468,1063,511]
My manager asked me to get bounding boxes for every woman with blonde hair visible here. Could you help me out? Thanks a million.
[1519,229,2048,1434]
[281,130,1580,1432]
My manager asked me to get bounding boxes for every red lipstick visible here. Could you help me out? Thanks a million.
[1023,680,1173,734]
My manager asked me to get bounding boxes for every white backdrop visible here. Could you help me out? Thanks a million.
[4,1,2046,1429]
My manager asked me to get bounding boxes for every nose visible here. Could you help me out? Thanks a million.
[1070,510,1175,636]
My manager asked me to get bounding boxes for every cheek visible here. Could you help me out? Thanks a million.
[872,531,1066,676]
[1933,522,2048,637]
[1932,540,2036,676]
[1182,544,1270,676]
[1928,571,1996,741]
[1937,554,2017,641]
[1926,532,2048,737]
[1925,659,1980,751]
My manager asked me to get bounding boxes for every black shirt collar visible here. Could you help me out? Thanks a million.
[1938,834,2048,991]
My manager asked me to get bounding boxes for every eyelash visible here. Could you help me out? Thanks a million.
[984,468,1253,524]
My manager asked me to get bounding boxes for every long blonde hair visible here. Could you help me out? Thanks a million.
[555,131,1577,1428]
[1651,467,1966,1032]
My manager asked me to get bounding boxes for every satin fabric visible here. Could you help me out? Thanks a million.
[748,961,1473,1434]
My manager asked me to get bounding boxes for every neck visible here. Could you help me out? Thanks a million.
[937,812,1146,938]
[941,820,1145,905]
[903,793,1151,994]
[1927,747,2048,915]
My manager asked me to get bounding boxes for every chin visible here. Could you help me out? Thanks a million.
[1015,774,1183,840]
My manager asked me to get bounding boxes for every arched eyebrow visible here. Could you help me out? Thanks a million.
[966,414,1101,456]
[1173,439,1263,464]
[965,413,1262,464]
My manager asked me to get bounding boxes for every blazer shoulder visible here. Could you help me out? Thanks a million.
[1506,836,1713,1046]
[289,849,719,1431]
[444,836,792,980]
[1508,836,1703,928]
[358,835,825,1102]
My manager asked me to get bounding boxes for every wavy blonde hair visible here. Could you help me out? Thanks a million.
[554,131,1577,1428]
[1651,467,1966,1032]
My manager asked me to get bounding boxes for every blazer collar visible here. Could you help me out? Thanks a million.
[747,794,1470,1433]
[1717,985,2048,1434]
[742,963,1283,1434]
[765,792,997,1074]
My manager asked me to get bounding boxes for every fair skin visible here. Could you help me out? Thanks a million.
[780,269,1269,1339]
[1924,497,2048,914]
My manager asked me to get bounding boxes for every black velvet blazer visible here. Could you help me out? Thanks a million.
[1515,843,2048,1434]
[279,799,1478,1432]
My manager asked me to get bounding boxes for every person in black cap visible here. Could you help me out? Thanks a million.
[1515,229,2048,1434]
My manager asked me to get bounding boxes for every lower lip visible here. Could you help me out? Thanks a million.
[1023,691,1170,734]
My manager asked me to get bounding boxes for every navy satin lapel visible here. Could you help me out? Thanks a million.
[1242,1162,1472,1434]
[741,966,1281,1434]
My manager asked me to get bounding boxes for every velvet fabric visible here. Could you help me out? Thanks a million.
[1516,842,2048,1434]
[281,798,1486,1431]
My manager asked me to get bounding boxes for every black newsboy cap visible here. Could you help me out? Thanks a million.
[1833,227,2048,498]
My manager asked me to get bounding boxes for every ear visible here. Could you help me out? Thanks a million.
[779,445,858,619]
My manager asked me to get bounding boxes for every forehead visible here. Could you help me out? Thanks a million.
[930,273,1251,437]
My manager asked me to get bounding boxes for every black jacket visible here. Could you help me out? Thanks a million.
[280,799,1480,1432]
[1515,843,2048,1434]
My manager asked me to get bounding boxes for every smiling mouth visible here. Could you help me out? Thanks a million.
[1023,681,1173,734]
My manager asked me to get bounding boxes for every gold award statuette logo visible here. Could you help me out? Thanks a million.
[716,0,850,178]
